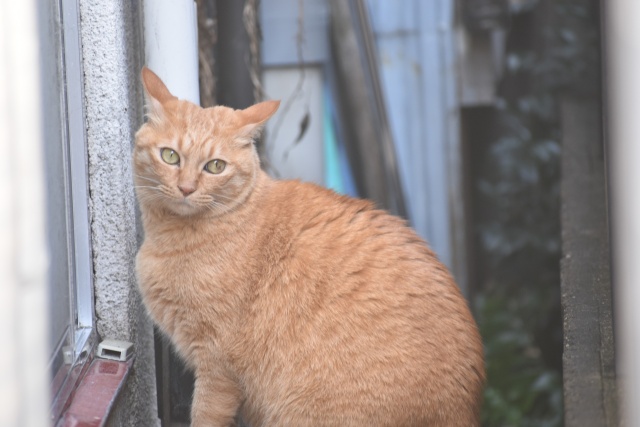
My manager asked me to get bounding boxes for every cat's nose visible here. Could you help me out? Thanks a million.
[178,184,196,197]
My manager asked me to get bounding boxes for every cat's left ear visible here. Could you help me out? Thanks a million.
[141,67,177,125]
[237,100,281,142]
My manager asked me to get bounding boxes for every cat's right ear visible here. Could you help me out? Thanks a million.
[141,67,176,125]
[237,100,281,142]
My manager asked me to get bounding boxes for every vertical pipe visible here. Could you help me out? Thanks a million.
[604,1,640,425]
[143,2,200,423]
[144,0,200,104]
[216,0,255,109]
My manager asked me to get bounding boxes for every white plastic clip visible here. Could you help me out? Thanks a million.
[96,339,134,361]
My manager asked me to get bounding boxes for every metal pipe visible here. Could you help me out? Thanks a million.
[604,1,640,424]
[143,0,200,104]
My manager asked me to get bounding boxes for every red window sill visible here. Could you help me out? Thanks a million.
[56,357,133,427]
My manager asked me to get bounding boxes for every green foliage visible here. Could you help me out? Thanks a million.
[477,291,563,427]
[478,94,561,278]
[536,0,600,96]
[475,0,600,425]
[506,0,600,97]
[477,93,563,427]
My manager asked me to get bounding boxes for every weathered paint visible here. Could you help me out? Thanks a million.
[260,0,466,289]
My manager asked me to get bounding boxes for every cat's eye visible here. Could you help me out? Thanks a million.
[204,159,226,174]
[160,148,180,165]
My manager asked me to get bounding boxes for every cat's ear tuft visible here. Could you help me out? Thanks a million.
[237,100,281,142]
[141,67,177,125]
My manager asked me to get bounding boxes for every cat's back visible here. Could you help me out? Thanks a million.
[240,180,485,426]
[261,179,426,263]
[260,179,460,300]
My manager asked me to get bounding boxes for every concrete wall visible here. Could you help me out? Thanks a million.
[560,99,618,426]
[78,0,158,424]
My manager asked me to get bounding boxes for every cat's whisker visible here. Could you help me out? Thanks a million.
[135,191,167,204]
[134,174,162,185]
[207,201,225,210]
[211,193,236,202]
[203,198,234,214]
[138,189,164,197]
[204,204,219,215]
[158,186,176,198]
[134,188,164,200]
[134,185,162,191]
[136,196,164,206]
[207,200,244,217]
[203,201,230,216]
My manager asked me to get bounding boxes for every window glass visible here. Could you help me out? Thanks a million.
[40,0,95,417]
[44,83,73,384]
[40,0,73,387]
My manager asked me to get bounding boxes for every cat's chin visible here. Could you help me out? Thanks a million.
[165,200,205,217]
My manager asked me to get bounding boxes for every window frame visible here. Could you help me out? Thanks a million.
[48,0,96,420]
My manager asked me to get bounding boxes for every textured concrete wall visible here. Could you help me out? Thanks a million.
[78,0,158,425]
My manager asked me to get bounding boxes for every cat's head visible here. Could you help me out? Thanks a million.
[134,67,279,217]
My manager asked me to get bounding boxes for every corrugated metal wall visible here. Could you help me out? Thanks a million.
[261,0,466,290]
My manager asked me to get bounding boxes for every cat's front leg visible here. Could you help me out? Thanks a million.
[191,368,242,427]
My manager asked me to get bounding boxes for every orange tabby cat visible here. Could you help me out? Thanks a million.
[134,67,484,427]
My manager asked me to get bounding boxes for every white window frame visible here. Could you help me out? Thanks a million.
[49,0,96,420]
